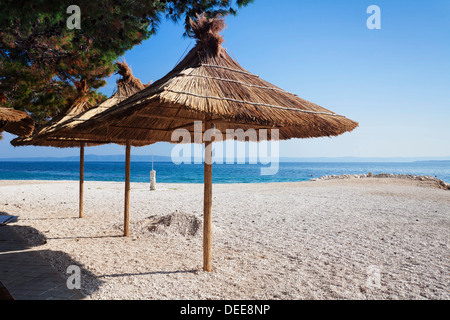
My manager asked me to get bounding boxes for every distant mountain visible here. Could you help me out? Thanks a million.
[414,160,450,163]
[1,155,449,163]
[0,154,172,162]
[279,156,450,163]
[0,154,450,162]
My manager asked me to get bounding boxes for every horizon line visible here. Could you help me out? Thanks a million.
[1,154,449,163]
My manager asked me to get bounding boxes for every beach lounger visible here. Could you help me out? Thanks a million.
[0,215,18,226]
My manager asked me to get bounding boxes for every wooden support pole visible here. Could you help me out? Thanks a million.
[203,121,213,272]
[124,142,131,237]
[79,143,85,218]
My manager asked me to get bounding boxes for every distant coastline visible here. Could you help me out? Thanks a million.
[414,160,450,163]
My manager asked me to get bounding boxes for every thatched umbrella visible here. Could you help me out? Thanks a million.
[36,61,150,145]
[12,62,147,148]
[54,15,359,271]
[11,62,148,234]
[11,87,95,220]
[0,107,34,137]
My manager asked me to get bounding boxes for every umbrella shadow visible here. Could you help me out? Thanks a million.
[46,235,123,241]
[1,220,202,299]
[100,269,199,279]
[7,224,48,247]
[18,217,79,221]
[0,223,103,298]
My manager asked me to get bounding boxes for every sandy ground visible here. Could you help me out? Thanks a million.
[0,178,448,300]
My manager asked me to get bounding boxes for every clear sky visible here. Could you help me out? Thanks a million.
[1,0,449,159]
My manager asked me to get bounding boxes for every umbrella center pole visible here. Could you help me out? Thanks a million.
[203,121,213,272]
[79,143,85,219]
[124,142,131,237]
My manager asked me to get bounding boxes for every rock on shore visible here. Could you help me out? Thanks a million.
[312,173,450,190]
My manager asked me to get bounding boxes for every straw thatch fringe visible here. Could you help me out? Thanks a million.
[10,135,151,148]
[0,108,29,122]
[0,107,35,137]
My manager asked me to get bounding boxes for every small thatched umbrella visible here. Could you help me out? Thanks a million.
[0,107,34,137]
[11,62,148,235]
[11,84,95,220]
[12,62,147,148]
[56,15,359,271]
[38,61,150,144]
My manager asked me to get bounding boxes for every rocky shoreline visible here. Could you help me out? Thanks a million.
[312,173,450,190]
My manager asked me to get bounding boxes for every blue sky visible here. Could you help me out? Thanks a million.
[1,0,449,159]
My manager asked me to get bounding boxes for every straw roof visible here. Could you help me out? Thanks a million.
[11,61,149,148]
[48,61,148,142]
[10,97,95,148]
[63,14,358,146]
[0,107,35,137]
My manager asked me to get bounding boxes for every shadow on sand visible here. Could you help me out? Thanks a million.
[1,215,200,299]
[0,222,102,299]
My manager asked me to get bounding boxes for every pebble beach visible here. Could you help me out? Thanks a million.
[0,176,449,300]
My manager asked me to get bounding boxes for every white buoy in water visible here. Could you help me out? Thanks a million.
[150,152,156,190]
[150,170,156,190]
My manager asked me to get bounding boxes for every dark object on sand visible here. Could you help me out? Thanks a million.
[0,215,18,226]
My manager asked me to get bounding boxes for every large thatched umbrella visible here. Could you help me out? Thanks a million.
[0,108,34,137]
[11,62,148,235]
[52,15,358,271]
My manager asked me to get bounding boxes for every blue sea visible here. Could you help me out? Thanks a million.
[0,161,449,184]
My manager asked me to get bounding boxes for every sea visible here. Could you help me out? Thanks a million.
[0,161,449,184]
